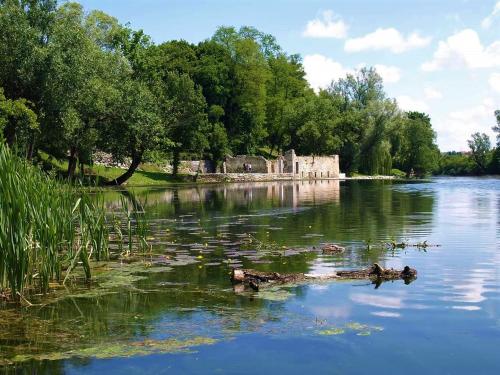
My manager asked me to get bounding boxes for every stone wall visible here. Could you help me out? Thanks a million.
[163,160,215,174]
[224,155,270,173]
[283,150,339,178]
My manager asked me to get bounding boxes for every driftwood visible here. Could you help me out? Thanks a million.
[231,263,417,291]
[321,244,346,254]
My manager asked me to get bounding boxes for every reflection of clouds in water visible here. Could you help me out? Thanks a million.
[309,284,329,292]
[351,293,404,309]
[371,311,401,318]
[441,268,495,306]
[309,306,351,319]
[452,306,481,311]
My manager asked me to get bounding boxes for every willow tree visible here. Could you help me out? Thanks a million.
[327,67,394,174]
[397,112,439,176]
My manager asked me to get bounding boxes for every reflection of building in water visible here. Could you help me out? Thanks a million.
[118,180,340,209]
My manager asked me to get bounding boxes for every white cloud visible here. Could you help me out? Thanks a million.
[303,54,352,91]
[422,29,500,71]
[344,28,431,53]
[489,72,500,93]
[424,86,443,100]
[435,98,497,151]
[481,1,500,29]
[303,10,348,39]
[373,64,401,83]
[396,95,429,112]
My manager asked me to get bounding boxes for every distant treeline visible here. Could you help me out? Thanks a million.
[0,0,491,183]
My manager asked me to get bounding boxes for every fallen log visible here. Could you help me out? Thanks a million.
[231,263,417,291]
[321,244,346,254]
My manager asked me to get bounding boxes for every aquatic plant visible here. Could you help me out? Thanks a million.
[0,144,109,300]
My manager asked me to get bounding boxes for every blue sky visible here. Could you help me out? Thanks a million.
[75,0,500,151]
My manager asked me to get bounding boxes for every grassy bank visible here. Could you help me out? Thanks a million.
[39,152,195,186]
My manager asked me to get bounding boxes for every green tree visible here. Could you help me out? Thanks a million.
[398,112,439,176]
[212,27,270,154]
[41,3,130,178]
[0,88,38,152]
[266,54,310,154]
[492,110,500,147]
[294,92,341,155]
[327,67,394,174]
[468,132,491,173]
[101,80,165,185]
[161,72,209,175]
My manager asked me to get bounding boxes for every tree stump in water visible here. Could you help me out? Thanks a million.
[231,263,417,291]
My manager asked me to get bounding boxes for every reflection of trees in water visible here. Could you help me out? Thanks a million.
[1,181,436,372]
[0,262,292,372]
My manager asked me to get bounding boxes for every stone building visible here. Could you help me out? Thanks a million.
[223,149,340,179]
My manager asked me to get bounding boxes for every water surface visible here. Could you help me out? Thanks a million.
[1,178,499,374]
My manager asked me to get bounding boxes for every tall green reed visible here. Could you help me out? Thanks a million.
[0,144,108,300]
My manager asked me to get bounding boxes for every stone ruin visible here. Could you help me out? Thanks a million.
[223,150,340,179]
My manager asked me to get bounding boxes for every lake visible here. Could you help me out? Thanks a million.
[1,177,499,374]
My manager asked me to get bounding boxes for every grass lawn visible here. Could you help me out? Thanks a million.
[38,152,195,186]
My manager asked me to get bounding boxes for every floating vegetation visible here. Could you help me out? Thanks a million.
[317,323,383,337]
[7,337,218,364]
[64,262,173,299]
[363,238,440,252]
[254,288,294,302]
[318,328,346,335]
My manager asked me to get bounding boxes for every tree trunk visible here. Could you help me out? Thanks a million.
[105,149,143,186]
[26,135,35,161]
[172,148,180,177]
[4,124,16,147]
[67,147,78,180]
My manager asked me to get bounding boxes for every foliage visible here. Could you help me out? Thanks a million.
[0,87,38,151]
[395,112,439,176]
[0,143,108,299]
[0,1,447,183]
[468,132,491,173]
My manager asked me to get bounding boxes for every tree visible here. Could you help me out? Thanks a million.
[41,3,130,178]
[266,54,310,154]
[493,110,500,147]
[0,0,56,101]
[327,67,394,174]
[468,132,491,173]
[101,80,165,185]
[160,72,209,175]
[397,112,439,176]
[294,92,341,156]
[0,88,38,154]
[212,27,270,155]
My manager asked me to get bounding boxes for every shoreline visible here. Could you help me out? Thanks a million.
[195,173,396,184]
[113,173,399,187]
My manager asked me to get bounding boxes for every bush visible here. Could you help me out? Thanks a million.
[391,168,406,178]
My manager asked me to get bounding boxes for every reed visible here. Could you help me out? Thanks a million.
[0,144,109,300]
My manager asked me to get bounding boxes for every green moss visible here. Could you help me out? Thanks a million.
[9,337,218,363]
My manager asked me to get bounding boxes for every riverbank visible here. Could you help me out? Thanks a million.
[39,152,397,186]
[195,173,395,184]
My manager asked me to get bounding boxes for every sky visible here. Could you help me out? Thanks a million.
[75,0,500,151]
